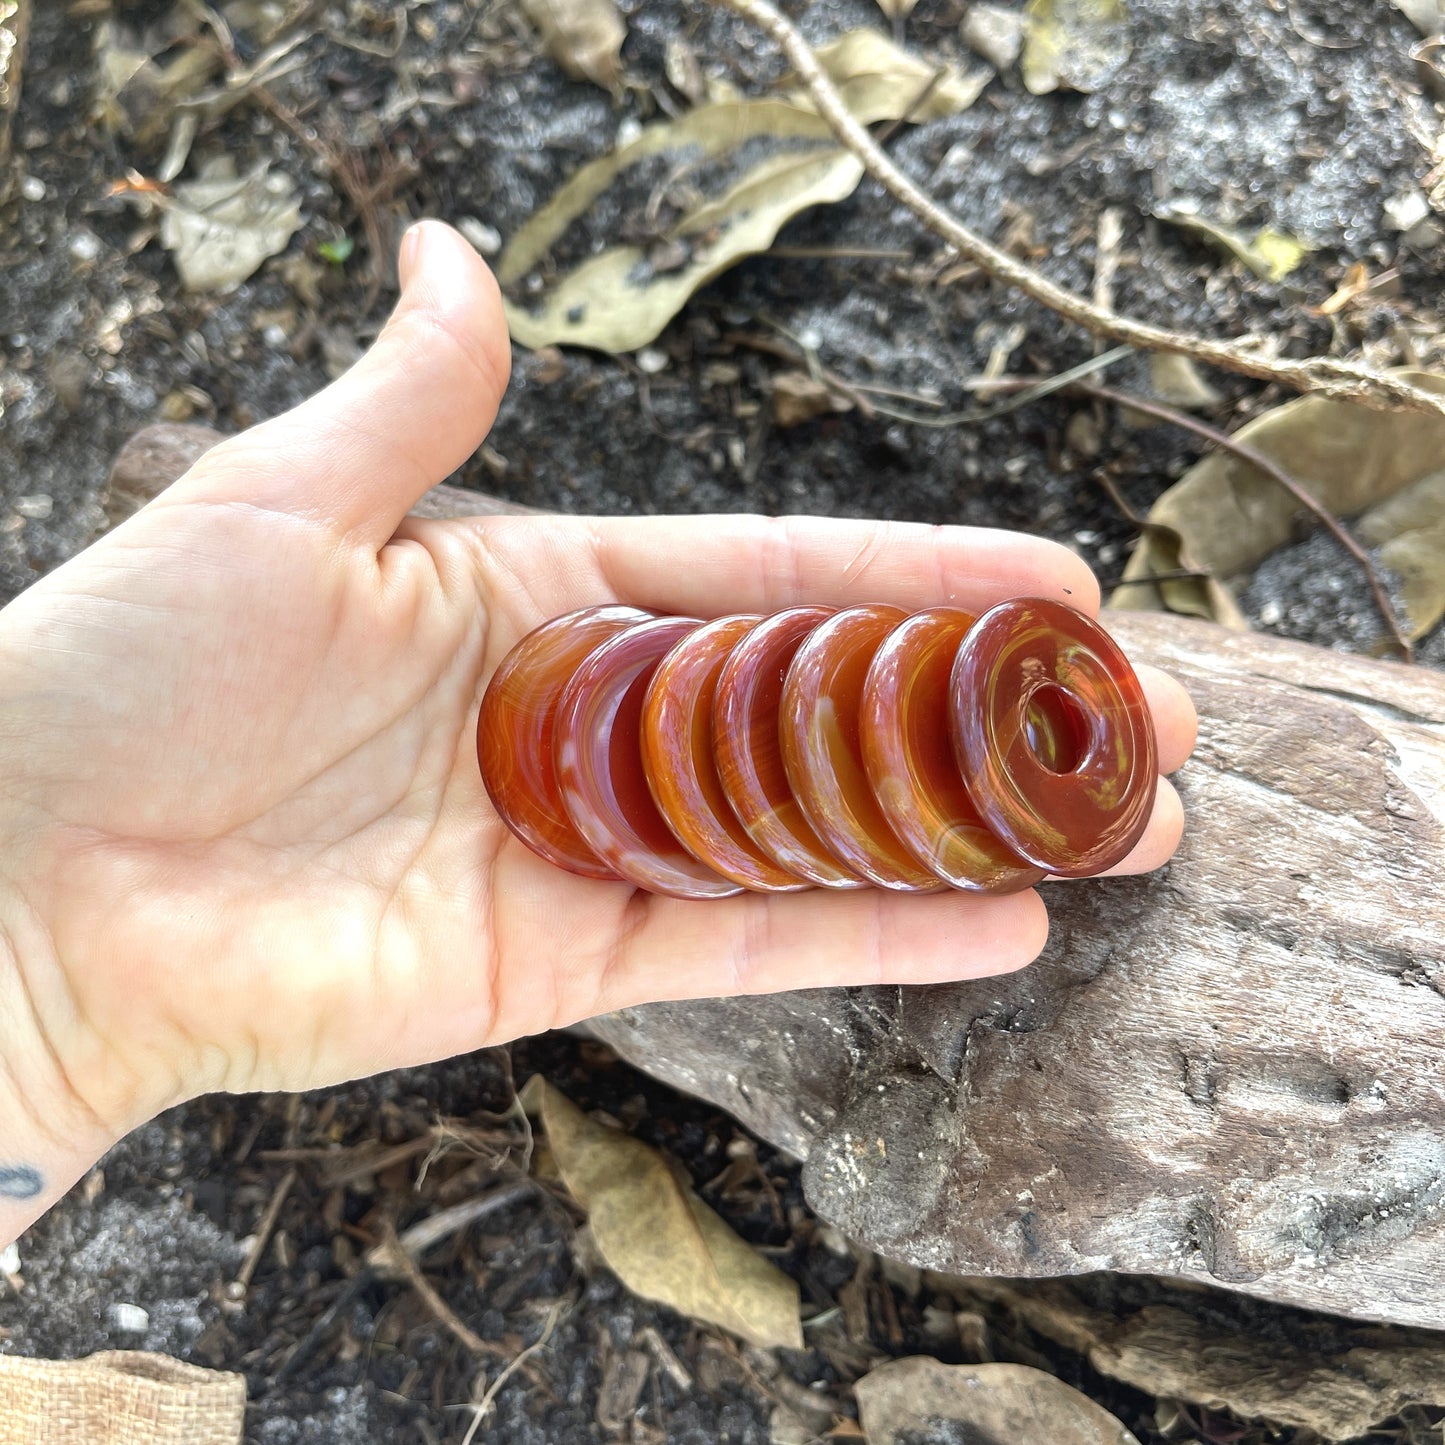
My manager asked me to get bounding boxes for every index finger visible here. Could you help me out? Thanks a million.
[472,513,1101,628]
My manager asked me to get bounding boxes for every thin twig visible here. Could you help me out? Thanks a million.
[1090,467,1158,534]
[274,1272,370,1384]
[367,1181,534,1279]
[968,345,1133,420]
[234,1167,296,1292]
[1076,380,1414,661]
[460,1299,566,1444]
[872,66,946,149]
[729,305,1413,653]
[708,0,1445,422]
[728,327,1129,426]
[769,245,912,260]
[375,1219,493,1357]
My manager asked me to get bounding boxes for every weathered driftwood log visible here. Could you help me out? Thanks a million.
[107,425,1445,1328]
[589,614,1445,1329]
[104,422,539,527]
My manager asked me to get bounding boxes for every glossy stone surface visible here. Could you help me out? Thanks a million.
[951,598,1157,875]
[554,616,743,899]
[780,606,945,892]
[861,608,1047,893]
[641,616,811,892]
[713,607,866,889]
[477,605,649,879]
[481,598,1163,897]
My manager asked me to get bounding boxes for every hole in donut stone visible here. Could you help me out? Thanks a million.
[1023,685,1091,774]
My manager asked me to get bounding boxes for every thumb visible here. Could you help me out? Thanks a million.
[163,220,512,546]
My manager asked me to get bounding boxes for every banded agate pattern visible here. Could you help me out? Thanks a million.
[478,600,1158,898]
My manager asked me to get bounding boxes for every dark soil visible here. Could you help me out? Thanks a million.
[3,0,1444,1441]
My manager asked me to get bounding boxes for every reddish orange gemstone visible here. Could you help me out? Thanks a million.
[555,616,743,899]
[951,597,1157,875]
[477,605,649,879]
[860,608,1046,893]
[780,605,945,893]
[481,597,1167,897]
[641,617,812,892]
[713,607,866,889]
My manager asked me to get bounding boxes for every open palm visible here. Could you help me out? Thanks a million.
[0,223,1194,1137]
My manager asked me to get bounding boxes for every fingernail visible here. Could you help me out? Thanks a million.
[398,221,429,289]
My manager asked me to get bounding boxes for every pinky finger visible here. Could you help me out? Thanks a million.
[1090,776,1184,880]
[588,886,1048,1019]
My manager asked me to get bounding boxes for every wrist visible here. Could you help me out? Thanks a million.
[0,890,126,1248]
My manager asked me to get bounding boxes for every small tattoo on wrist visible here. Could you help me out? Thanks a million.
[0,1166,43,1200]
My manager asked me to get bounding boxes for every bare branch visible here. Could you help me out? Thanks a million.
[708,0,1445,422]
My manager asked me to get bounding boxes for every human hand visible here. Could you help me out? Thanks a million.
[0,223,1195,1228]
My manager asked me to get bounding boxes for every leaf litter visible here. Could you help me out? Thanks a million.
[1112,372,1445,639]
[1021,0,1132,96]
[497,29,988,353]
[520,0,627,96]
[958,1276,1445,1441]
[519,1075,803,1351]
[1155,200,1312,283]
[155,156,303,293]
[855,1355,1141,1444]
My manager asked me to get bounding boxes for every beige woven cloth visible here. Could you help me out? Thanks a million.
[0,1350,245,1444]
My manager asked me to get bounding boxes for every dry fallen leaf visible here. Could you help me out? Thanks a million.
[1148,352,1222,410]
[663,34,704,105]
[1156,202,1311,282]
[793,28,990,123]
[1356,469,1445,640]
[158,157,302,293]
[499,30,984,353]
[1391,0,1444,36]
[855,1357,1140,1445]
[873,0,919,22]
[962,1277,1445,1442]
[1313,260,1372,316]
[1021,0,1131,96]
[520,1076,803,1350]
[1110,371,1445,636]
[521,0,626,94]
[772,371,854,427]
[92,12,223,144]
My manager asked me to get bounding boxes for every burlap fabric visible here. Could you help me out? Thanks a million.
[0,1350,245,1444]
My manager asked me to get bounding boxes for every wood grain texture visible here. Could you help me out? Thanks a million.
[588,613,1445,1327]
[103,422,536,531]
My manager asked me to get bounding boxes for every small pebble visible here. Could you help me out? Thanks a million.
[458,217,502,256]
[961,3,1024,69]
[159,390,195,422]
[1259,599,1283,626]
[14,494,53,520]
[1384,189,1430,234]
[107,1302,150,1334]
[0,1243,19,1276]
[68,230,102,263]
[635,346,668,374]
[19,176,45,203]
